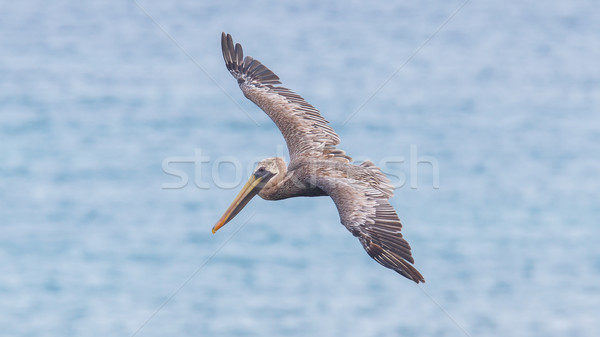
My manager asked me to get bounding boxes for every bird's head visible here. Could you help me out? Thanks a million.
[211,157,285,234]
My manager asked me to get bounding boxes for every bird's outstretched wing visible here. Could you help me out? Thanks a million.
[316,161,425,283]
[221,32,351,163]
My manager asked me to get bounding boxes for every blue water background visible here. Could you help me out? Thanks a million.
[1,1,599,336]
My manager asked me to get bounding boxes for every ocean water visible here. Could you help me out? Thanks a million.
[1,1,599,336]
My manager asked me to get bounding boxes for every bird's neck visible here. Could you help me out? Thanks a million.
[259,168,327,200]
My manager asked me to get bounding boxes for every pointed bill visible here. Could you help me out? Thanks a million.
[212,174,266,234]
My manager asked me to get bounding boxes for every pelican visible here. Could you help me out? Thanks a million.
[212,33,424,283]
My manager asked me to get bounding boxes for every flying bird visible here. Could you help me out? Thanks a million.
[213,33,424,283]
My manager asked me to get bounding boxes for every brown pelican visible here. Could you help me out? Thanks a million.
[212,33,424,283]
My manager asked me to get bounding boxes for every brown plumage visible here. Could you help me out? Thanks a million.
[213,33,424,283]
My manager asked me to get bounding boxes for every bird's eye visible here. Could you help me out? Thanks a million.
[257,167,265,173]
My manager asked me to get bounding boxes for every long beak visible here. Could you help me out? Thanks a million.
[212,174,266,234]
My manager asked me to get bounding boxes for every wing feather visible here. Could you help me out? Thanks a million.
[221,33,351,163]
[315,163,425,283]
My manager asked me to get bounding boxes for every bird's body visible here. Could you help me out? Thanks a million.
[213,33,425,283]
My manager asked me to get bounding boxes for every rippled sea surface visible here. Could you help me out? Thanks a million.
[1,1,599,336]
